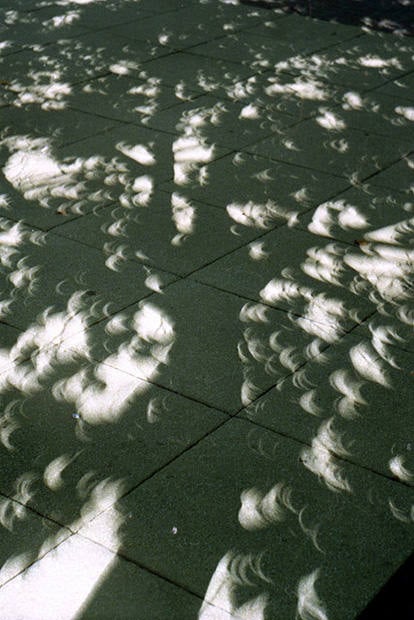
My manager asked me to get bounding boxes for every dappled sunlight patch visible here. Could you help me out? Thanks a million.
[199,551,270,619]
[238,483,295,530]
[42,11,81,29]
[344,245,414,304]
[239,103,260,120]
[173,135,214,186]
[389,455,414,484]
[349,342,391,388]
[308,199,369,237]
[43,453,79,492]
[342,91,364,110]
[363,217,414,245]
[116,142,155,165]
[52,302,175,424]
[1,134,112,214]
[358,54,402,70]
[0,473,37,530]
[395,105,414,121]
[329,369,367,419]
[171,192,196,246]
[1,4,413,616]
[300,419,352,493]
[227,200,279,230]
[315,109,346,131]
[248,241,270,261]
[265,77,329,101]
[302,243,348,287]
[296,569,328,620]
[109,59,141,76]
[0,522,121,619]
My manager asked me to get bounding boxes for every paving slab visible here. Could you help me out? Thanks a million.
[298,184,414,244]
[0,353,226,528]
[57,121,230,190]
[0,495,70,587]
[261,0,414,36]
[68,75,200,127]
[375,71,414,102]
[110,3,264,49]
[221,70,348,122]
[138,51,257,98]
[272,31,414,89]
[193,225,377,338]
[79,279,331,412]
[328,90,414,141]
[0,4,89,47]
[0,217,176,331]
[0,119,229,229]
[1,105,121,147]
[240,323,414,482]
[68,2,154,31]
[0,533,210,620]
[0,34,174,110]
[1,1,413,617]
[53,193,260,276]
[78,417,414,620]
[161,151,350,221]
[0,323,24,374]
[247,117,411,182]
[369,153,414,194]
[56,30,176,76]
[143,93,294,150]
[189,31,300,69]
[243,12,362,50]
[0,48,96,110]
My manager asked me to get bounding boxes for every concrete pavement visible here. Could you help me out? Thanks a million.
[0,1,413,618]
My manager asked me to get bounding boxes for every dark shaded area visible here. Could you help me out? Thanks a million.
[241,0,414,35]
[357,552,414,619]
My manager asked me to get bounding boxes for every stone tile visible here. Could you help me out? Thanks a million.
[161,151,350,222]
[111,3,263,49]
[0,496,69,587]
[0,323,24,374]
[68,30,175,72]
[68,75,200,127]
[247,118,411,182]
[0,533,209,619]
[139,52,255,97]
[58,122,229,188]
[298,184,414,244]
[370,154,414,194]
[272,32,414,89]
[0,5,89,47]
[222,70,347,122]
[0,33,173,109]
[143,94,293,150]
[0,121,227,229]
[328,90,414,140]
[375,71,414,102]
[0,49,87,109]
[193,226,377,337]
[1,105,120,147]
[79,418,414,619]
[82,279,327,412]
[0,352,226,528]
[189,31,308,68]
[0,217,176,330]
[75,3,154,30]
[53,193,259,276]
[240,323,414,482]
[244,12,361,51]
